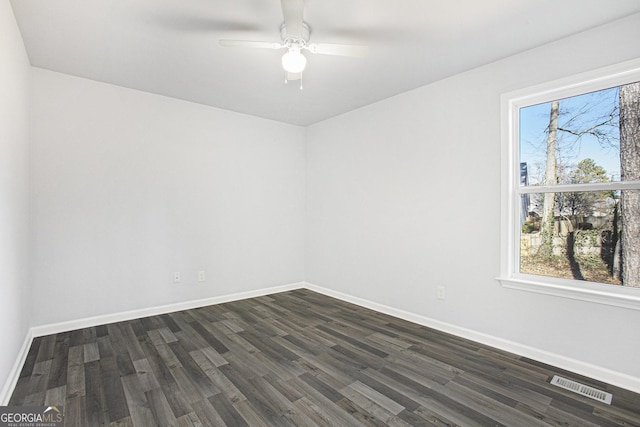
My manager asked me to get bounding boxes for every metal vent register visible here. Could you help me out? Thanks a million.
[550,375,613,404]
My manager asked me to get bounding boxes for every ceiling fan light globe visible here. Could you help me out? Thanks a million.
[282,50,307,73]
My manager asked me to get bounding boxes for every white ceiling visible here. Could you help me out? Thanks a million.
[10,0,640,126]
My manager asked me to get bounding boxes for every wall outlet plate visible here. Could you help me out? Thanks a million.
[198,271,205,282]
[174,272,181,283]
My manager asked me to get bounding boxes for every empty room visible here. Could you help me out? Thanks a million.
[2,0,640,425]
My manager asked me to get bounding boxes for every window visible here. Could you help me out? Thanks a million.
[499,59,640,310]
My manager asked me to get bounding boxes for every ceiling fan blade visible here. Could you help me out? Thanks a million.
[150,15,263,33]
[219,40,283,49]
[306,43,368,58]
[281,0,304,38]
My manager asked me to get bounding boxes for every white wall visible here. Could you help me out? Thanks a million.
[306,14,640,382]
[0,2,31,401]
[30,69,306,326]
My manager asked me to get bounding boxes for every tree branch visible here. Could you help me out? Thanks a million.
[557,114,617,140]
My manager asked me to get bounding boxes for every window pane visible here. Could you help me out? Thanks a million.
[519,85,630,186]
[520,190,639,286]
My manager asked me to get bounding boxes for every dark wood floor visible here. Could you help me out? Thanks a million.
[9,289,640,426]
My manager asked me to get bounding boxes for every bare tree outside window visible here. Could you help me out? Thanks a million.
[619,82,640,287]
[519,83,640,287]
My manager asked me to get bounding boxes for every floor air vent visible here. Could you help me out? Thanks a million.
[550,375,612,404]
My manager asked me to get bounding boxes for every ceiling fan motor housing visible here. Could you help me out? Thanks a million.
[280,21,310,47]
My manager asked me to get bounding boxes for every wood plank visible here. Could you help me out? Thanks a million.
[158,327,178,344]
[284,376,363,427]
[209,393,250,427]
[85,359,110,426]
[121,374,156,427]
[66,362,85,399]
[132,358,161,392]
[145,387,179,427]
[190,399,226,427]
[219,364,304,427]
[352,370,421,413]
[19,337,42,379]
[110,416,134,427]
[175,412,204,427]
[344,394,419,427]
[27,360,52,396]
[189,321,229,354]
[35,334,56,363]
[83,342,100,363]
[159,313,183,333]
[100,354,130,422]
[298,372,345,403]
[65,395,88,427]
[199,346,228,368]
[294,396,357,427]
[231,400,271,427]
[44,384,66,406]
[47,334,70,388]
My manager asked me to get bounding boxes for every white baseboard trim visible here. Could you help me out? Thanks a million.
[6,280,638,401]
[31,282,305,338]
[0,329,34,405]
[3,282,305,403]
[303,282,640,395]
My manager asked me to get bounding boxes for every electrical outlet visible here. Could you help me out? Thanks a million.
[173,272,181,283]
[198,271,205,282]
[437,286,446,300]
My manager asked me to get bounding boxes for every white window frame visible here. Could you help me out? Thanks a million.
[499,58,640,311]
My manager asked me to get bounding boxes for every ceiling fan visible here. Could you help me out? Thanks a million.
[219,0,367,88]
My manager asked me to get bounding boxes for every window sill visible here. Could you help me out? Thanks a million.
[497,276,640,311]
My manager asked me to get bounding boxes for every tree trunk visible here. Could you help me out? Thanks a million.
[619,83,640,287]
[541,100,559,256]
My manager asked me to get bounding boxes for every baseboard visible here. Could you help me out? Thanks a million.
[9,281,638,400]
[3,282,305,403]
[303,282,640,395]
[0,329,33,405]
[31,282,305,338]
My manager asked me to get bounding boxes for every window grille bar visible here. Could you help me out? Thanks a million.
[518,180,640,194]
